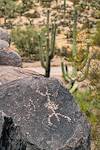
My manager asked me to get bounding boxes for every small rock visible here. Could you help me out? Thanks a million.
[0,49,22,67]
[0,27,10,44]
[0,39,9,49]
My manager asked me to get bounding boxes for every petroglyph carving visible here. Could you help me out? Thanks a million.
[35,83,71,126]
[45,87,71,126]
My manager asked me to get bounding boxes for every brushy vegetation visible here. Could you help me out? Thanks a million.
[0,0,17,25]
[93,21,100,46]
[11,26,40,60]
[74,89,100,150]
[0,0,35,27]
[16,0,34,15]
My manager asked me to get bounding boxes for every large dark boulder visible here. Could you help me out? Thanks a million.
[0,49,22,67]
[0,27,10,44]
[0,67,90,150]
[0,39,9,49]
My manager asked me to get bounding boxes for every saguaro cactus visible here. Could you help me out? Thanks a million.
[39,9,57,77]
[61,1,92,93]
[64,0,67,19]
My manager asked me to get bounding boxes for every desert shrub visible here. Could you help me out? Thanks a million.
[74,90,98,123]
[89,61,100,97]
[0,0,17,25]
[11,26,40,60]
[16,0,34,15]
[74,89,100,149]
[93,21,100,46]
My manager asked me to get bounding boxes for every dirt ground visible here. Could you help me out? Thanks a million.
[23,56,63,80]
[23,56,90,92]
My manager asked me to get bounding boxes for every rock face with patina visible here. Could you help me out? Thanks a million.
[0,67,90,150]
[0,27,22,67]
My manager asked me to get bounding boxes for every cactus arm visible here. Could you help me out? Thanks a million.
[71,2,78,78]
[38,35,46,68]
[67,82,73,90]
[44,9,51,77]
[72,4,78,58]
[41,53,46,69]
[64,0,66,19]
[46,37,50,67]
[45,36,51,77]
[50,24,54,58]
[69,81,78,93]
[61,61,72,82]
[47,9,50,38]
[45,9,50,69]
[46,8,50,62]
[72,64,77,79]
[50,23,57,59]
[78,50,89,70]
[77,56,92,82]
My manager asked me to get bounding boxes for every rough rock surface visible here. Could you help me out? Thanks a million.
[0,67,90,150]
[0,66,39,85]
[0,116,44,150]
[0,49,22,67]
[0,27,10,44]
[0,39,9,49]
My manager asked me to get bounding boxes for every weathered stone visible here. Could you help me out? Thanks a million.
[0,39,9,49]
[0,68,90,150]
[0,27,10,44]
[0,116,27,150]
[0,66,38,85]
[0,49,22,67]
[0,116,44,150]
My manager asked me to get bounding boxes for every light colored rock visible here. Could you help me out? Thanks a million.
[0,39,9,49]
[0,27,10,43]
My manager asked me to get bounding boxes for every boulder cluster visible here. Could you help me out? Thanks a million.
[0,27,22,67]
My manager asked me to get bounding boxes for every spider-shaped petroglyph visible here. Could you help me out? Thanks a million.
[36,84,71,126]
[44,98,71,126]
[45,88,71,126]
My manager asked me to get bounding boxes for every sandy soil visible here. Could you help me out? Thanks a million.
[23,56,62,80]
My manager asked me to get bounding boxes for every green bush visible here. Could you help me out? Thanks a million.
[93,21,100,46]
[74,91,98,123]
[16,0,34,15]
[0,0,17,25]
[74,90,100,149]
[11,26,40,60]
